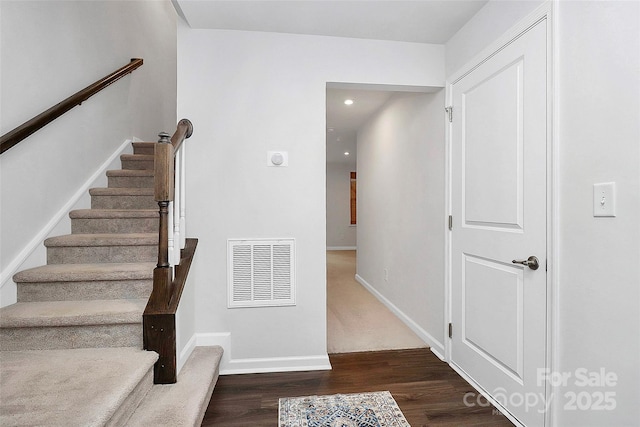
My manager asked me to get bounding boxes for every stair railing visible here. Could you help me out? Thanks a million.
[144,119,197,384]
[0,58,143,155]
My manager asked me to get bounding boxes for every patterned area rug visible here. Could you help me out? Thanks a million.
[279,391,410,427]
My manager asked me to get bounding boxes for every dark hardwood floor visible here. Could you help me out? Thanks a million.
[202,348,514,426]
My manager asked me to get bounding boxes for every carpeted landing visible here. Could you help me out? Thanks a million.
[0,346,223,426]
[326,250,426,354]
[1,347,157,426]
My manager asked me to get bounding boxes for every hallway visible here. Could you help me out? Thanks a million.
[326,250,426,354]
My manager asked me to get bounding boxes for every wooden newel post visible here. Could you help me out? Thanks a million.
[153,131,175,304]
[144,122,194,385]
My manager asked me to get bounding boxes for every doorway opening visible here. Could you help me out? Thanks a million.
[325,83,441,354]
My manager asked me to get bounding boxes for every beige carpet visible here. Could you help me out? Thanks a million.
[326,250,426,354]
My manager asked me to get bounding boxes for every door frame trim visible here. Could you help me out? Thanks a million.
[443,2,557,426]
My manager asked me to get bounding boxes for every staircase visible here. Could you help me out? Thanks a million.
[0,141,222,426]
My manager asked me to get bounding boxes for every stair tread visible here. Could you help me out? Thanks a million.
[45,233,157,247]
[0,347,157,427]
[14,262,155,283]
[0,299,147,328]
[90,187,154,195]
[127,346,224,427]
[120,154,154,161]
[106,169,154,177]
[70,209,157,219]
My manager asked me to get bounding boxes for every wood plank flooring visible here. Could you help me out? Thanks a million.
[202,348,514,426]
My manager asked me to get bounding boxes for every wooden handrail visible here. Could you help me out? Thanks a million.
[0,58,143,155]
[171,118,193,151]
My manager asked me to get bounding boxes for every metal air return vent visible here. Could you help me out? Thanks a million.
[227,238,295,308]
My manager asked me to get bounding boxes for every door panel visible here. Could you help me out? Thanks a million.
[463,254,523,380]
[464,58,524,229]
[451,18,548,427]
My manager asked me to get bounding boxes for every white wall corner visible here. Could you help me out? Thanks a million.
[177,333,198,375]
[0,138,134,307]
[354,274,445,355]
[196,332,232,371]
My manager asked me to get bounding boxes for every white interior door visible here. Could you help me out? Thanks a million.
[450,19,548,426]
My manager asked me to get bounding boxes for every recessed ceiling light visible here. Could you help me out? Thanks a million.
[344,151,350,156]
[344,99,354,106]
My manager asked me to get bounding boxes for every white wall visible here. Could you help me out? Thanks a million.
[177,25,444,372]
[446,1,640,425]
[445,0,544,77]
[356,91,446,354]
[0,1,177,305]
[555,2,639,425]
[326,162,356,249]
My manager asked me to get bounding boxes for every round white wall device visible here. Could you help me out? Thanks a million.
[271,152,284,166]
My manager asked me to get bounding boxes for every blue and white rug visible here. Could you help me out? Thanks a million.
[279,391,410,427]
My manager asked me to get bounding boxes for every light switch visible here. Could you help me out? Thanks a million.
[593,182,616,217]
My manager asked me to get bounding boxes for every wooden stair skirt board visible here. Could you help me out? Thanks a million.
[0,140,220,426]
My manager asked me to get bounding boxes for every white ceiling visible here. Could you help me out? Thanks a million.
[326,88,394,164]
[325,84,442,164]
[174,0,488,165]
[175,1,488,44]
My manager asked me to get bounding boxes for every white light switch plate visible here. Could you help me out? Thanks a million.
[593,182,616,217]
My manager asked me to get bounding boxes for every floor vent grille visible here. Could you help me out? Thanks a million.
[228,239,295,308]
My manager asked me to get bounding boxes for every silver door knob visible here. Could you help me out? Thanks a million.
[512,256,539,270]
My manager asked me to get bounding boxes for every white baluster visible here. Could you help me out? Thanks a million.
[168,200,176,270]
[172,147,182,265]
[179,143,187,250]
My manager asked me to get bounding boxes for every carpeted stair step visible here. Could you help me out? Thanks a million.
[70,209,158,234]
[14,262,154,302]
[120,154,154,170]
[107,169,154,188]
[45,233,157,264]
[0,347,158,426]
[127,346,224,427]
[0,299,146,351]
[132,141,155,155]
[90,187,156,210]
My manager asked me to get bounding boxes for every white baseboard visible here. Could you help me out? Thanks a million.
[0,139,133,300]
[430,346,445,361]
[195,332,331,375]
[223,355,331,375]
[354,274,445,356]
[326,246,357,251]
